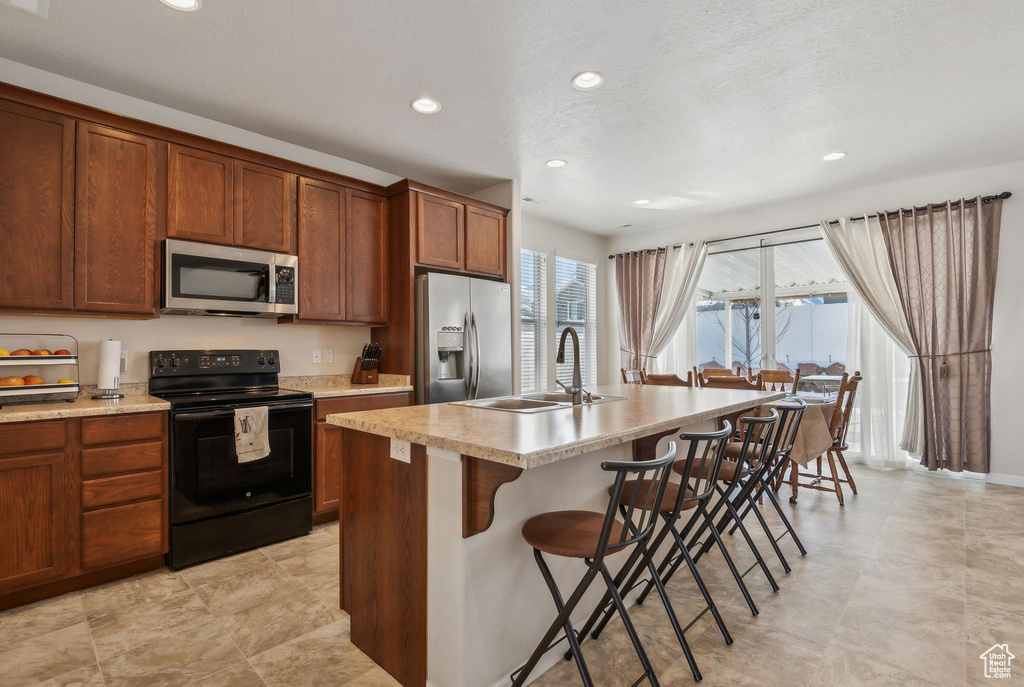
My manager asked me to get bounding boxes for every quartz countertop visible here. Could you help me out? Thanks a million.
[326,384,786,469]
[280,374,412,399]
[0,394,170,423]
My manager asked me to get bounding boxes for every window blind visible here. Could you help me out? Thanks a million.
[555,257,597,387]
[520,249,547,393]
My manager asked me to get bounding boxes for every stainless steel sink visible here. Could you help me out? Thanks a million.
[453,392,626,413]
[519,392,625,405]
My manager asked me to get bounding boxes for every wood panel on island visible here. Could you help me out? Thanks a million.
[0,412,168,610]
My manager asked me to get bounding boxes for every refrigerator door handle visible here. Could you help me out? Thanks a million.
[464,311,473,397]
[471,313,482,399]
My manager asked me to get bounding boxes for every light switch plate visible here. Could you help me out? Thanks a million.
[324,349,334,363]
[390,438,411,463]
[312,349,322,364]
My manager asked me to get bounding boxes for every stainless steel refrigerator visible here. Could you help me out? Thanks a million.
[415,273,512,404]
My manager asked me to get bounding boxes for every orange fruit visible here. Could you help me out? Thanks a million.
[11,349,31,356]
[23,375,44,385]
[53,349,72,356]
[31,350,51,356]
[0,376,25,386]
[58,379,77,384]
[0,349,9,356]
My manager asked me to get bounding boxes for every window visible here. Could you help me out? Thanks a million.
[693,234,848,378]
[555,257,597,387]
[520,250,547,393]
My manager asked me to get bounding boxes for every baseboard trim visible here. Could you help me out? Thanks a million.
[985,472,1024,488]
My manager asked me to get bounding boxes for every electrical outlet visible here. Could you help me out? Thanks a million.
[390,438,411,463]
[324,349,334,364]
[120,352,128,373]
[312,349,322,364]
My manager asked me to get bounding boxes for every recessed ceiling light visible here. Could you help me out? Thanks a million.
[545,159,567,168]
[410,97,442,114]
[571,71,604,91]
[633,199,651,206]
[821,151,846,161]
[158,0,201,11]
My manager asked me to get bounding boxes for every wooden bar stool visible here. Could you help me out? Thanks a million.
[726,401,809,573]
[681,411,781,616]
[571,423,735,684]
[512,447,678,687]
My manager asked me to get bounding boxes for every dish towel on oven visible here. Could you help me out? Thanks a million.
[234,406,270,463]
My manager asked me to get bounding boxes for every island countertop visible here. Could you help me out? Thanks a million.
[327,384,786,469]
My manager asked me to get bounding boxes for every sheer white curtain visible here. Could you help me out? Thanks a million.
[647,241,706,372]
[844,291,915,468]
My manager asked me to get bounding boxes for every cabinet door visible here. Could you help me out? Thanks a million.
[167,144,233,245]
[234,160,296,253]
[314,422,342,515]
[416,193,464,269]
[346,189,388,323]
[82,498,165,571]
[0,452,68,594]
[296,177,346,321]
[75,123,162,315]
[0,100,75,311]
[464,206,506,277]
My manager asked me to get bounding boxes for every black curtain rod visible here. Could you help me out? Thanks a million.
[607,192,1011,260]
[836,191,1011,223]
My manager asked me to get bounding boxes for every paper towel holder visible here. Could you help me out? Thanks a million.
[93,339,125,400]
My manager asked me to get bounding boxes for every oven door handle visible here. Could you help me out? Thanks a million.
[173,402,313,421]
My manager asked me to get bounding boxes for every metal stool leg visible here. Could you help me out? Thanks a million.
[599,562,663,686]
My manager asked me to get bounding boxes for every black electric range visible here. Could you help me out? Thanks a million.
[150,349,313,569]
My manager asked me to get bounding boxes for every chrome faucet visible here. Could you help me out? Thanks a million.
[555,326,591,405]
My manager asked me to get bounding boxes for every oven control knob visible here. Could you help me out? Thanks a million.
[155,357,166,368]
[170,357,180,368]
[268,355,276,365]
[257,355,266,365]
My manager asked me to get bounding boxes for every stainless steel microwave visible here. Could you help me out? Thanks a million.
[163,239,298,317]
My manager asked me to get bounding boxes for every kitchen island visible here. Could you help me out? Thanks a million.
[327,384,785,687]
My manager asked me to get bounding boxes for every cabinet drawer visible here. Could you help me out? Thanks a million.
[0,421,65,456]
[82,441,163,478]
[82,413,164,446]
[82,498,165,570]
[83,470,163,510]
[316,393,410,420]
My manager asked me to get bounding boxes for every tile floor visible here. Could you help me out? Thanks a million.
[1,467,1021,686]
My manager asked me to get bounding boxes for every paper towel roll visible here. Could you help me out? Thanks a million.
[97,339,121,391]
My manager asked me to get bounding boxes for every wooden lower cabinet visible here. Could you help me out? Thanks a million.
[313,392,411,520]
[0,412,168,609]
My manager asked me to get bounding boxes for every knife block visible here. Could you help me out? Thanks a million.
[350,358,379,385]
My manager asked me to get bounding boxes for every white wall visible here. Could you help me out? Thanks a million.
[0,59,407,384]
[603,159,1024,482]
[520,212,610,389]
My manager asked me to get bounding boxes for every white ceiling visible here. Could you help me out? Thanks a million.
[2,0,1023,235]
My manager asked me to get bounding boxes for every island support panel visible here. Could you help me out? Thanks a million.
[340,429,427,687]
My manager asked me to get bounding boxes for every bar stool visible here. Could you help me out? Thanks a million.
[571,423,735,683]
[725,401,809,573]
[672,412,781,616]
[511,446,678,687]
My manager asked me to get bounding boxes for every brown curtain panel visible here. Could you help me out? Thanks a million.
[880,197,1003,472]
[615,250,667,370]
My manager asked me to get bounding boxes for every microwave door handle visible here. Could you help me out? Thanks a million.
[267,265,277,304]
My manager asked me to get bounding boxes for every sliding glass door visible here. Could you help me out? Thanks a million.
[693,229,849,379]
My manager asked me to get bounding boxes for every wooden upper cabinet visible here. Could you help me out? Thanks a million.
[0,100,75,311]
[296,177,346,321]
[167,144,233,245]
[75,123,163,315]
[464,206,506,277]
[0,451,68,595]
[416,193,464,270]
[346,189,388,323]
[234,161,296,253]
